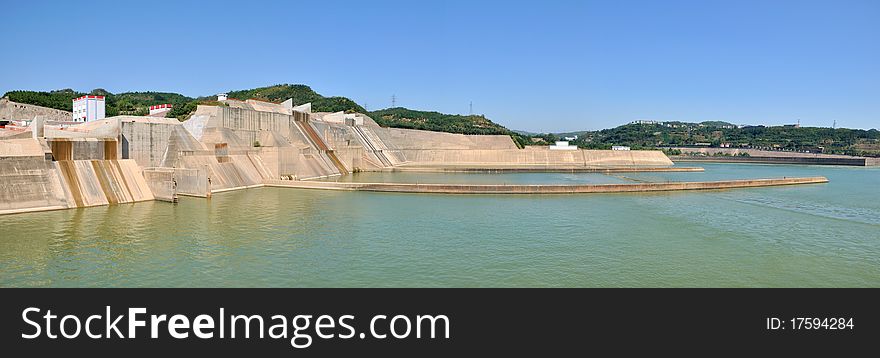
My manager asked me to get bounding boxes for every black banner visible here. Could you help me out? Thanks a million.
[1,289,876,355]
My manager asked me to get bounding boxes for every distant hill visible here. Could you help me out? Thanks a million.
[565,121,880,157]
[225,84,365,113]
[369,107,508,135]
[3,89,199,118]
[368,107,528,147]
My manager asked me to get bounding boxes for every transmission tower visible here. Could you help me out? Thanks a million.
[391,95,396,108]
[469,101,473,115]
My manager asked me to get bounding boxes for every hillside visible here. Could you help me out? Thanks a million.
[368,107,528,147]
[564,121,880,157]
[226,84,365,113]
[3,89,200,118]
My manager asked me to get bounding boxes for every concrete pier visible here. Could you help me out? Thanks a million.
[265,176,829,194]
[386,166,704,173]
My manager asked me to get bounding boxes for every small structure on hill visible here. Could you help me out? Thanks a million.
[549,141,577,150]
[148,104,173,117]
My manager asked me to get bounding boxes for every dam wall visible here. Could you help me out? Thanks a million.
[376,127,518,150]
[55,159,154,207]
[396,148,673,168]
[0,98,71,121]
[173,167,210,197]
[142,168,177,202]
[119,117,180,168]
[0,139,70,214]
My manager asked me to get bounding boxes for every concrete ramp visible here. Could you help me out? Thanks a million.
[56,160,109,207]
[56,159,154,208]
[90,160,155,204]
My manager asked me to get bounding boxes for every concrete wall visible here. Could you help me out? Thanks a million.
[376,127,518,150]
[174,167,210,197]
[47,138,117,161]
[0,156,70,214]
[0,98,71,121]
[142,168,177,202]
[396,148,672,168]
[120,119,176,168]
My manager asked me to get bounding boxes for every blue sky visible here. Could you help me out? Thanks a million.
[2,0,877,132]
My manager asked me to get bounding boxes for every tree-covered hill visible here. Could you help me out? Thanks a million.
[369,107,529,148]
[368,107,508,135]
[564,121,880,157]
[4,89,83,112]
[226,84,365,113]
[3,89,199,117]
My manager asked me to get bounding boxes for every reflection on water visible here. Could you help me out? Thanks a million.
[1,163,878,287]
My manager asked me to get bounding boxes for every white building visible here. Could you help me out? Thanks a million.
[549,141,577,150]
[612,146,631,151]
[148,104,173,117]
[217,93,228,101]
[72,95,106,122]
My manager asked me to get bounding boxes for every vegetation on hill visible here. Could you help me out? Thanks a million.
[368,107,529,148]
[4,89,83,111]
[226,84,366,113]
[3,88,200,118]
[562,121,880,157]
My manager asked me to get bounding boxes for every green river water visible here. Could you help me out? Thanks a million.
[1,163,878,287]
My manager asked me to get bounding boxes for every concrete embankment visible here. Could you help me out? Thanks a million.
[387,166,704,173]
[670,156,877,166]
[396,148,674,169]
[265,176,828,194]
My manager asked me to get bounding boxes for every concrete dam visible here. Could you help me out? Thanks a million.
[0,98,827,215]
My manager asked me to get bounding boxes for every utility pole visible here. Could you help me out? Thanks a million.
[833,120,836,129]
[469,101,473,115]
[391,95,396,108]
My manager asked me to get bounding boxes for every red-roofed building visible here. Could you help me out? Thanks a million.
[148,104,173,117]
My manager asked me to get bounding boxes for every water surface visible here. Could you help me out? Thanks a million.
[1,163,877,287]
